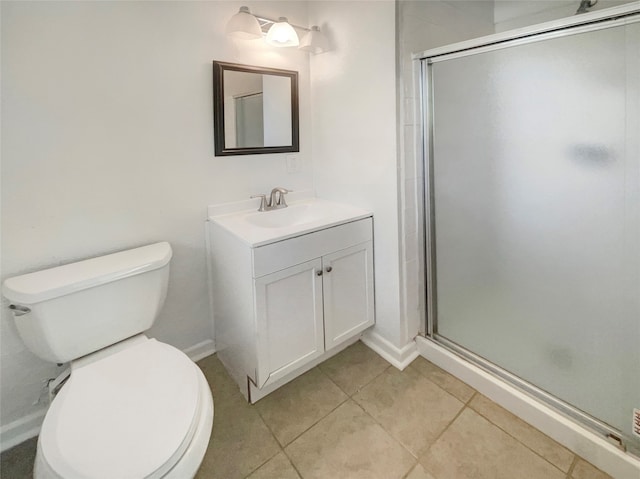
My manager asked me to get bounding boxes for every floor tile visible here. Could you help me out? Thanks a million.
[285,400,415,479]
[319,341,390,395]
[409,356,475,402]
[195,397,280,479]
[571,458,614,479]
[1,352,623,479]
[246,452,301,479]
[0,436,37,479]
[198,354,245,407]
[255,367,348,446]
[353,366,465,457]
[420,408,566,479]
[469,393,574,472]
[405,462,437,479]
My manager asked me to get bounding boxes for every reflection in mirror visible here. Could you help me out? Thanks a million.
[213,62,299,156]
[223,71,292,148]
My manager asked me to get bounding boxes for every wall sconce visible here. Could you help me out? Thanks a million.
[226,6,329,54]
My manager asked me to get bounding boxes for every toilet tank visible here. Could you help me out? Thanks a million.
[2,242,172,364]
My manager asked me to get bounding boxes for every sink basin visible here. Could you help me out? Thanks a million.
[208,197,372,246]
[244,204,315,229]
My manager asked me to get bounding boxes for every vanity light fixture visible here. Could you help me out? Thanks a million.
[226,6,329,54]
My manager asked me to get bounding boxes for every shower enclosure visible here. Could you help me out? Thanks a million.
[419,6,640,455]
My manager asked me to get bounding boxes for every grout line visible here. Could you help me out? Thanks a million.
[280,348,406,475]
[242,448,283,479]
[467,401,573,476]
[566,455,579,478]
[254,367,353,449]
[401,460,420,479]
[350,398,421,463]
[213,361,321,478]
[336,356,471,464]
[281,394,351,448]
[355,408,418,460]
[410,401,471,468]
[281,447,304,479]
[249,395,306,479]
[414,361,576,476]
[252,344,393,470]
[346,364,393,398]
[216,349,595,479]
[465,390,477,405]
[249,407,304,479]
[408,359,477,405]
[241,397,287,478]
[430,400,468,445]
[317,354,392,399]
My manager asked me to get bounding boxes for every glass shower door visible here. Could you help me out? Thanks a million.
[426,19,639,448]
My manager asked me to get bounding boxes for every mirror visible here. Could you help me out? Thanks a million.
[213,61,299,156]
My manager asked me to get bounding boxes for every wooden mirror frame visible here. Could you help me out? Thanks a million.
[213,61,300,156]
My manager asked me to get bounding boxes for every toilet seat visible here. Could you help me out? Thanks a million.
[39,337,203,479]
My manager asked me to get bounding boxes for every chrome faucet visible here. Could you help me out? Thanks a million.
[250,187,291,212]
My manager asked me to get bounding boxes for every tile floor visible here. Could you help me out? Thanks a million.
[0,341,614,479]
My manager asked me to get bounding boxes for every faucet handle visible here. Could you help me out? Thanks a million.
[273,187,292,207]
[250,194,267,212]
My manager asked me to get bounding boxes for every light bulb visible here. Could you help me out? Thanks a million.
[266,17,299,47]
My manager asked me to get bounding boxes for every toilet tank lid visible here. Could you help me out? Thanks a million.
[2,242,172,305]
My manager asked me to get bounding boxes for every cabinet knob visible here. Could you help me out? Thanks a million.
[325,266,333,273]
[316,270,323,276]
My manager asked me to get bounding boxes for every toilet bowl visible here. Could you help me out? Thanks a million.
[34,336,213,479]
[3,242,214,478]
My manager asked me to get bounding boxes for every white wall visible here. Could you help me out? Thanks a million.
[308,1,403,347]
[0,0,312,447]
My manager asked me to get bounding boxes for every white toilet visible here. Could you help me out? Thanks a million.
[3,242,214,479]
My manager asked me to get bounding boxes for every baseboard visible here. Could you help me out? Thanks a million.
[416,336,640,479]
[0,408,46,453]
[0,338,217,453]
[361,330,419,370]
[184,339,216,363]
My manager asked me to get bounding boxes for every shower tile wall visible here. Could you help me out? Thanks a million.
[396,0,495,339]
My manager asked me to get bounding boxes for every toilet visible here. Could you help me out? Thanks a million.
[2,242,213,479]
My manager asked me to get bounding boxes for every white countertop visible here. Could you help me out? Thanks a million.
[208,194,372,247]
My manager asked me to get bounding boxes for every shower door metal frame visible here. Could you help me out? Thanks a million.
[416,2,640,453]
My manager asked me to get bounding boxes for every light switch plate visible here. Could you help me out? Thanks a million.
[286,155,299,173]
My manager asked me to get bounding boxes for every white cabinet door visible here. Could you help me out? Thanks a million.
[322,241,375,350]
[254,258,324,388]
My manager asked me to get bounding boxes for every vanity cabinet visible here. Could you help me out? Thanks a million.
[207,215,374,403]
[255,241,374,389]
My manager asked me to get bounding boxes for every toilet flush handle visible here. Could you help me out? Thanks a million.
[9,304,31,317]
